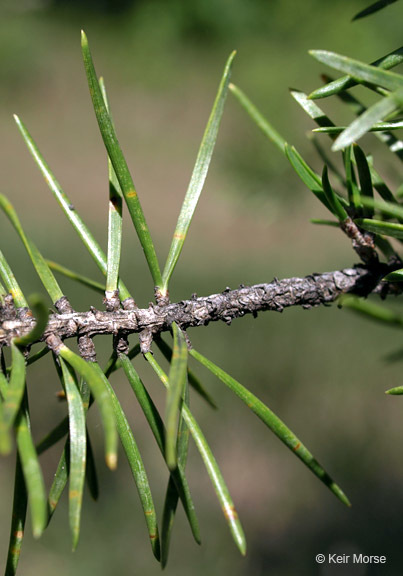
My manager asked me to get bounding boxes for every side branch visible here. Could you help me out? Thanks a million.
[0,264,397,351]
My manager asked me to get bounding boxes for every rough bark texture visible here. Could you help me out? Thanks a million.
[0,263,398,353]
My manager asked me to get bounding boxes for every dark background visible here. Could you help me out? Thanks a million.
[0,1,403,574]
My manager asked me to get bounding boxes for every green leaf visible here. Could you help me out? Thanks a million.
[310,219,340,227]
[79,377,91,413]
[146,353,246,556]
[120,353,200,544]
[325,72,403,164]
[353,0,399,20]
[4,456,27,576]
[156,337,217,409]
[285,144,332,210]
[309,46,403,99]
[0,280,6,299]
[79,378,99,500]
[321,166,348,221]
[313,121,403,133]
[161,381,191,568]
[165,323,188,469]
[355,218,403,238]
[99,77,124,299]
[104,343,141,378]
[309,50,403,92]
[0,367,7,398]
[2,343,26,430]
[38,344,140,461]
[307,77,402,197]
[181,400,246,554]
[0,194,63,304]
[47,377,94,526]
[85,430,99,501]
[0,249,28,308]
[0,415,11,455]
[15,393,47,538]
[190,349,350,507]
[58,345,118,470]
[384,269,403,282]
[162,52,236,292]
[90,362,160,561]
[36,354,160,560]
[47,440,69,522]
[386,385,403,394]
[333,89,403,151]
[360,197,403,221]
[291,89,336,131]
[353,145,374,217]
[291,75,401,150]
[121,356,167,456]
[161,473,181,568]
[45,353,70,524]
[343,145,361,212]
[60,358,86,550]
[374,235,397,260]
[229,83,286,152]
[338,295,403,326]
[289,90,362,211]
[0,373,12,455]
[46,260,105,294]
[369,167,398,204]
[289,92,365,209]
[14,116,131,302]
[14,294,49,348]
[81,31,162,289]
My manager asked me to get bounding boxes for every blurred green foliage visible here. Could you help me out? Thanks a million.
[0,0,401,205]
[1,0,403,574]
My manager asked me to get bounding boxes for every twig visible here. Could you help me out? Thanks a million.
[0,263,399,353]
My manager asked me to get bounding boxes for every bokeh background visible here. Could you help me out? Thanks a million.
[1,0,403,574]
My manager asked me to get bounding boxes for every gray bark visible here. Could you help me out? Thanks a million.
[0,263,397,353]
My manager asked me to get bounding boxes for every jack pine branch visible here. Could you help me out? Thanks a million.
[0,262,399,353]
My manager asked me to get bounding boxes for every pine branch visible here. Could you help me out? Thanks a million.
[0,263,398,353]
